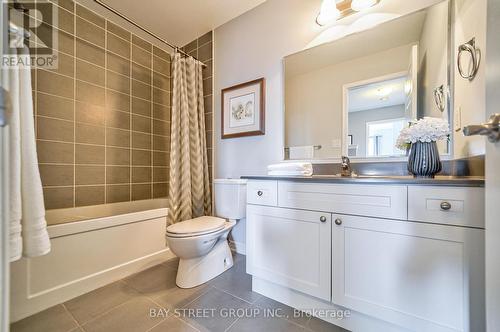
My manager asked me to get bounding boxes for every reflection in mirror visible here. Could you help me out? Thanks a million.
[284,0,451,160]
[346,73,411,158]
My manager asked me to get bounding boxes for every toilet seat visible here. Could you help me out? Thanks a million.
[166,216,226,238]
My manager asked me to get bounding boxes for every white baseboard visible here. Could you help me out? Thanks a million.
[228,240,246,255]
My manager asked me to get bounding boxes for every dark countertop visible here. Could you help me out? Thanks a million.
[241,175,485,187]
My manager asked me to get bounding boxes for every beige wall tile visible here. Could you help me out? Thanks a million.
[132,35,152,52]
[153,135,169,152]
[107,21,130,40]
[49,52,74,77]
[152,119,169,136]
[106,166,130,184]
[76,123,105,145]
[76,186,105,206]
[76,5,105,27]
[37,140,74,164]
[76,38,105,67]
[106,90,130,112]
[106,128,130,148]
[37,70,74,99]
[132,167,152,183]
[197,31,212,46]
[152,46,170,60]
[153,167,169,183]
[106,185,130,203]
[153,88,170,106]
[132,63,151,84]
[152,103,170,121]
[153,183,168,198]
[132,184,152,200]
[76,80,105,106]
[152,72,170,91]
[105,110,130,130]
[43,187,74,209]
[76,144,105,164]
[37,117,74,142]
[131,80,151,100]
[76,17,105,47]
[132,132,151,150]
[106,147,130,165]
[153,151,168,167]
[55,0,75,13]
[132,45,151,68]
[76,101,105,126]
[131,115,151,134]
[152,56,170,76]
[76,59,105,86]
[107,33,130,59]
[107,51,130,77]
[198,42,212,62]
[132,149,151,166]
[131,97,151,117]
[203,77,212,96]
[76,165,105,185]
[37,92,74,121]
[39,164,74,186]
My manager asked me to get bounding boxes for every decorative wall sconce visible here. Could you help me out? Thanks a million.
[316,0,381,26]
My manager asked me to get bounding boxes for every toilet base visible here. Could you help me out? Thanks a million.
[176,238,234,288]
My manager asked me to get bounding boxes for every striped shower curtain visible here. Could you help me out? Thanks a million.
[168,52,211,225]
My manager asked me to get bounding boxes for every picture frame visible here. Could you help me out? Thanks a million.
[221,78,265,139]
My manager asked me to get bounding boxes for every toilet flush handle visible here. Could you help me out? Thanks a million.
[257,190,263,196]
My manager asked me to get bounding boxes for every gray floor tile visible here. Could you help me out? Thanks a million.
[228,314,306,332]
[10,304,78,332]
[254,296,311,327]
[210,258,262,304]
[307,316,351,332]
[81,297,165,332]
[149,315,199,332]
[154,283,211,310]
[162,257,180,270]
[177,287,251,332]
[123,263,178,298]
[65,280,139,324]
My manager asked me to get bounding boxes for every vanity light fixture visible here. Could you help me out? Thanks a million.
[315,0,382,26]
[351,0,379,12]
[316,0,341,26]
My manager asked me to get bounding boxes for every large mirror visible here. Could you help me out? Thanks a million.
[284,0,451,160]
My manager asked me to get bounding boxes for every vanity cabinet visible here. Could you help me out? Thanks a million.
[245,178,485,332]
[246,205,331,301]
[332,214,484,332]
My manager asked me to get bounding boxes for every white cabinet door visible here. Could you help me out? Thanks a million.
[246,205,331,301]
[332,214,484,332]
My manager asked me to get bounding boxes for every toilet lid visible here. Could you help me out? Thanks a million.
[166,216,226,237]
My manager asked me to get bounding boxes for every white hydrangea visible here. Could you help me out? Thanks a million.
[396,117,450,151]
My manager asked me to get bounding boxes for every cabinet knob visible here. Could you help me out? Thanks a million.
[335,218,342,226]
[440,201,452,211]
[257,190,263,196]
[320,216,327,222]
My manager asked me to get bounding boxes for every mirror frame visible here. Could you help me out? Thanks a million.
[282,0,455,163]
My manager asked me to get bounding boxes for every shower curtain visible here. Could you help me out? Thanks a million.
[4,33,50,261]
[168,52,212,225]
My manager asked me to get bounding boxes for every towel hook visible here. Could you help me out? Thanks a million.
[457,38,481,81]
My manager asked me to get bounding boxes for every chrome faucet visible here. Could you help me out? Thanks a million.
[340,156,353,177]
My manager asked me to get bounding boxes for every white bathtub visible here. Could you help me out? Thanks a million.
[10,199,174,322]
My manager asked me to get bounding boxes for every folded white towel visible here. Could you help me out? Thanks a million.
[267,162,313,172]
[268,170,312,177]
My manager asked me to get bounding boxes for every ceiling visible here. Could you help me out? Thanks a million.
[99,0,267,46]
[348,76,407,112]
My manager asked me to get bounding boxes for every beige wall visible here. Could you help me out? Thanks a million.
[285,44,412,159]
[418,1,449,120]
[214,0,443,249]
[453,0,487,158]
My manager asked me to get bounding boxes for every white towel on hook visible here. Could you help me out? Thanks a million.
[6,46,50,261]
[267,162,313,176]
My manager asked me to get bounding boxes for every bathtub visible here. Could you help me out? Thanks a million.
[10,199,174,322]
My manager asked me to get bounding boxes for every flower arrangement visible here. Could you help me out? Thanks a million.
[396,117,450,151]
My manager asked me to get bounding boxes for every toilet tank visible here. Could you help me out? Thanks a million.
[214,179,247,220]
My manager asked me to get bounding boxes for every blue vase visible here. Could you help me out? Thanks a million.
[408,141,442,178]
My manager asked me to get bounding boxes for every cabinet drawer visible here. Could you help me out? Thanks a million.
[247,180,278,206]
[408,186,484,228]
[278,181,407,220]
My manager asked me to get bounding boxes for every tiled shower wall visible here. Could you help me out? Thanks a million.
[183,32,214,185]
[33,0,172,210]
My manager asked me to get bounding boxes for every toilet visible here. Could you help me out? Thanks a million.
[166,179,247,288]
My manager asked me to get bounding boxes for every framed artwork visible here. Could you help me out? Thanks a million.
[221,78,265,139]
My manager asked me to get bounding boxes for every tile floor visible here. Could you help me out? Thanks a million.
[11,254,349,332]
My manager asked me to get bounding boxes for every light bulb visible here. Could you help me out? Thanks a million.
[316,0,340,26]
[351,0,378,12]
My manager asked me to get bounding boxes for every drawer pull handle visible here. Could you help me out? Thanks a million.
[440,202,452,211]
[257,190,263,196]
[320,216,327,222]
[334,218,342,226]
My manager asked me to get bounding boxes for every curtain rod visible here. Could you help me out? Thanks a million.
[92,0,207,67]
